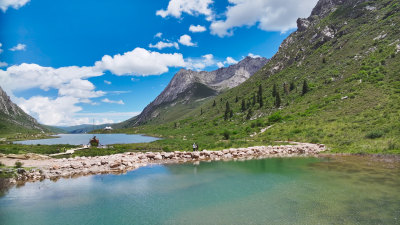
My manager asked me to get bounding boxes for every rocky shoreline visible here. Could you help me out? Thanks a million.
[1,142,326,185]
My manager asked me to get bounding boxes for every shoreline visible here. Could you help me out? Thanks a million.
[2,142,324,185]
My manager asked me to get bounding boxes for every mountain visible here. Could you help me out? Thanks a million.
[120,0,400,154]
[119,56,268,127]
[57,123,114,134]
[0,86,45,135]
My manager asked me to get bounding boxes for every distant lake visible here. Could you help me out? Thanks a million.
[14,133,160,145]
[1,156,399,224]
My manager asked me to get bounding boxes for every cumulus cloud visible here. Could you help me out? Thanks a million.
[0,0,30,12]
[58,79,105,99]
[0,43,3,54]
[0,62,7,67]
[189,24,206,33]
[10,43,26,51]
[0,63,105,125]
[94,47,185,76]
[149,41,179,50]
[154,32,163,38]
[17,96,86,126]
[185,54,215,70]
[101,98,124,105]
[217,62,224,68]
[210,0,319,37]
[248,53,262,58]
[104,80,111,85]
[225,56,238,65]
[178,34,196,46]
[0,63,103,93]
[156,0,214,21]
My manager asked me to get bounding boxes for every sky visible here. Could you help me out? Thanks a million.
[0,0,319,126]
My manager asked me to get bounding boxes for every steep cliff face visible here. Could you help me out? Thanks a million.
[0,86,44,133]
[121,56,268,127]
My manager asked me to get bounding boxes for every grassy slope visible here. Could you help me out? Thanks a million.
[111,0,400,154]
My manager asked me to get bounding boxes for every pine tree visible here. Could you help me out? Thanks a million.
[275,92,281,108]
[230,110,233,118]
[272,83,277,97]
[290,82,295,91]
[283,82,289,95]
[246,108,253,120]
[224,101,231,120]
[200,108,203,115]
[252,93,256,105]
[212,100,216,107]
[302,79,309,96]
[258,84,263,107]
[235,96,239,103]
[241,99,246,111]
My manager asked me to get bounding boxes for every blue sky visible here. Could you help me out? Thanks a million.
[0,0,318,126]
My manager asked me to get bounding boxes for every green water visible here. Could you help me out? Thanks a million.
[0,156,399,224]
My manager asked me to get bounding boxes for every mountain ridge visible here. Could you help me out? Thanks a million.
[120,56,268,127]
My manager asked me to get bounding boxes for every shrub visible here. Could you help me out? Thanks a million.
[365,130,384,139]
[15,161,23,168]
[268,112,283,123]
[222,130,230,140]
[0,161,4,167]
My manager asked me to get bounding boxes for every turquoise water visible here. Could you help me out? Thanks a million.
[0,156,399,224]
[14,133,160,145]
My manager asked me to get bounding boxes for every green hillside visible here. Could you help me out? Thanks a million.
[115,0,400,154]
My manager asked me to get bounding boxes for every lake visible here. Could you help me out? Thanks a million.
[0,155,399,224]
[14,133,160,145]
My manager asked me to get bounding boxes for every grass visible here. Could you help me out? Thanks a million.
[0,144,78,155]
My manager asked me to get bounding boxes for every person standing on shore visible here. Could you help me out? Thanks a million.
[193,143,197,152]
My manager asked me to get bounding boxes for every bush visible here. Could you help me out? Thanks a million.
[222,130,230,140]
[365,130,384,139]
[268,112,283,123]
[0,161,4,167]
[15,161,23,168]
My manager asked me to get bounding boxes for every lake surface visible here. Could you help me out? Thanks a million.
[14,133,160,145]
[1,156,399,224]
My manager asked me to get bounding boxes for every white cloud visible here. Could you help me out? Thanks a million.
[94,47,185,76]
[10,43,26,51]
[154,32,163,38]
[0,63,103,93]
[217,62,224,68]
[189,24,206,32]
[248,53,262,58]
[101,98,124,105]
[0,62,7,67]
[0,43,3,54]
[210,0,319,37]
[225,56,238,65]
[131,78,139,82]
[58,79,105,99]
[178,34,196,46]
[0,0,30,12]
[104,80,111,85]
[149,41,179,50]
[156,0,214,21]
[17,96,86,126]
[185,54,215,70]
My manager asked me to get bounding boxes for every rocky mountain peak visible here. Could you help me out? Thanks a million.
[124,56,269,127]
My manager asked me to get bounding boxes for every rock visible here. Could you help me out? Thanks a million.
[146,153,155,159]
[297,18,310,32]
[6,154,27,160]
[154,154,163,160]
[109,162,121,168]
